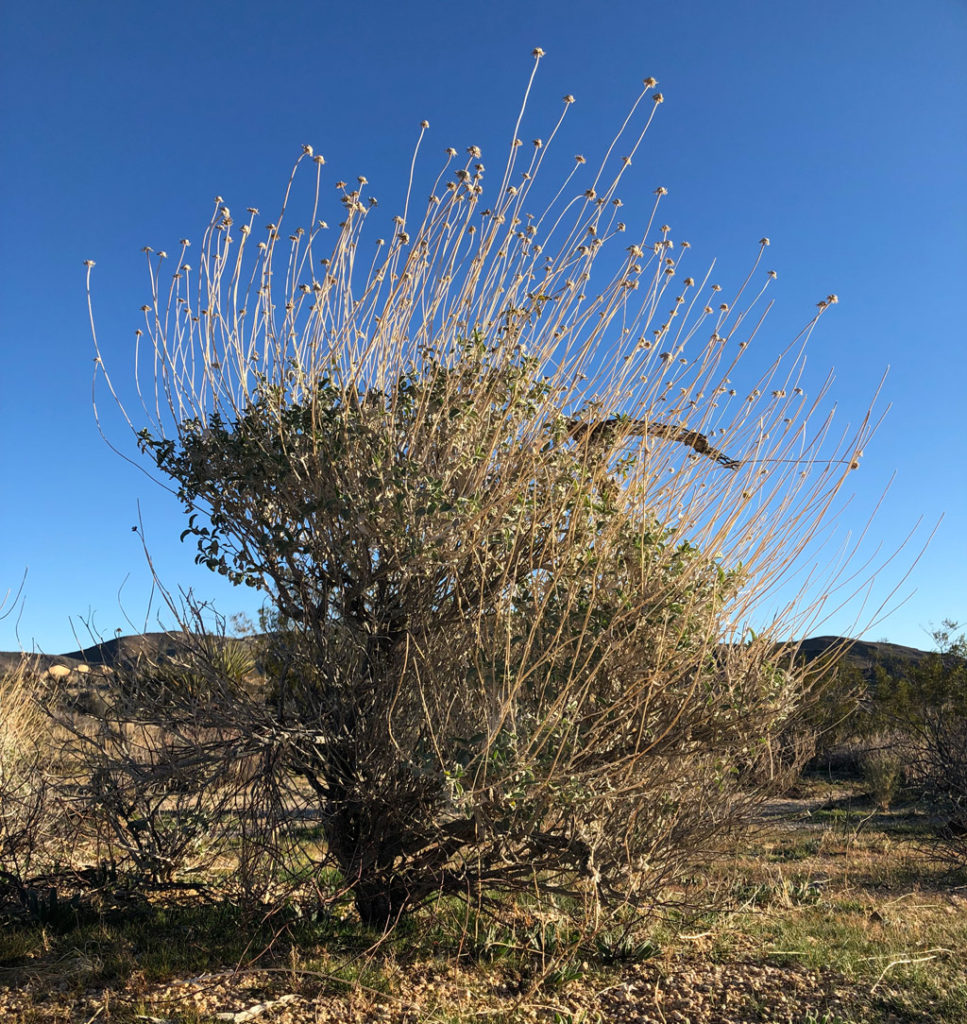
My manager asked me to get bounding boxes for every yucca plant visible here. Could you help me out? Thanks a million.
[89,51,883,927]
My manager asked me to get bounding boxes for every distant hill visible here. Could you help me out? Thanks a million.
[790,636,934,681]
[0,631,936,681]
[0,631,204,677]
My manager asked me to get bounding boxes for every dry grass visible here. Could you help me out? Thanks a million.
[1,771,965,1023]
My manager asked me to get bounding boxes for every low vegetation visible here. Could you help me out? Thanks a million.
[2,624,965,1022]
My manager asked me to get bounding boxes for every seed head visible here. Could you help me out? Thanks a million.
[652,92,664,103]
[532,47,545,58]
[643,77,658,88]
[302,144,314,156]
[654,186,668,196]
[83,259,96,268]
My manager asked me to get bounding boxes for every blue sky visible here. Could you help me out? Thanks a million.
[1,0,964,654]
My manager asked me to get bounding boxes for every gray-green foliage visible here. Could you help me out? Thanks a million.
[136,341,799,926]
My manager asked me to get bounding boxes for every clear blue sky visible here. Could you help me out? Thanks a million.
[1,0,964,654]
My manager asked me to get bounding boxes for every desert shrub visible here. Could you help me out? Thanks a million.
[54,644,263,886]
[90,53,882,927]
[740,647,867,790]
[0,662,54,887]
[860,741,904,809]
[886,622,967,856]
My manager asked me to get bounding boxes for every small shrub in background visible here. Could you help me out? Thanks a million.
[0,662,53,887]
[860,743,903,810]
[898,622,967,858]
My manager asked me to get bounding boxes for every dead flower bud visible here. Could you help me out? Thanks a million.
[575,154,586,164]
[179,238,191,247]
[314,155,325,165]
[563,94,575,103]
[446,147,457,156]
[759,237,770,246]
[719,303,729,311]
[302,144,314,156]
[827,293,839,304]
[140,305,150,312]
[643,76,658,87]
[711,284,721,291]
[532,47,545,57]
[533,138,542,148]
[652,92,664,103]
[768,270,777,279]
[654,186,668,196]
[420,119,429,128]
[83,258,96,268]
[684,277,695,286]
[157,251,167,259]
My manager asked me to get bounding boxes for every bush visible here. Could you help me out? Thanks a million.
[91,54,879,927]
[0,662,55,895]
[889,622,967,855]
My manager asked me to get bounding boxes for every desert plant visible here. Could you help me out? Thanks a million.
[54,643,262,886]
[860,743,903,809]
[891,622,967,856]
[90,52,883,927]
[0,660,56,897]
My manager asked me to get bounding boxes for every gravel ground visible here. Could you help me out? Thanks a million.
[1,951,874,1023]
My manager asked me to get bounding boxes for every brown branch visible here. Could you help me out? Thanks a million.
[566,416,741,470]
